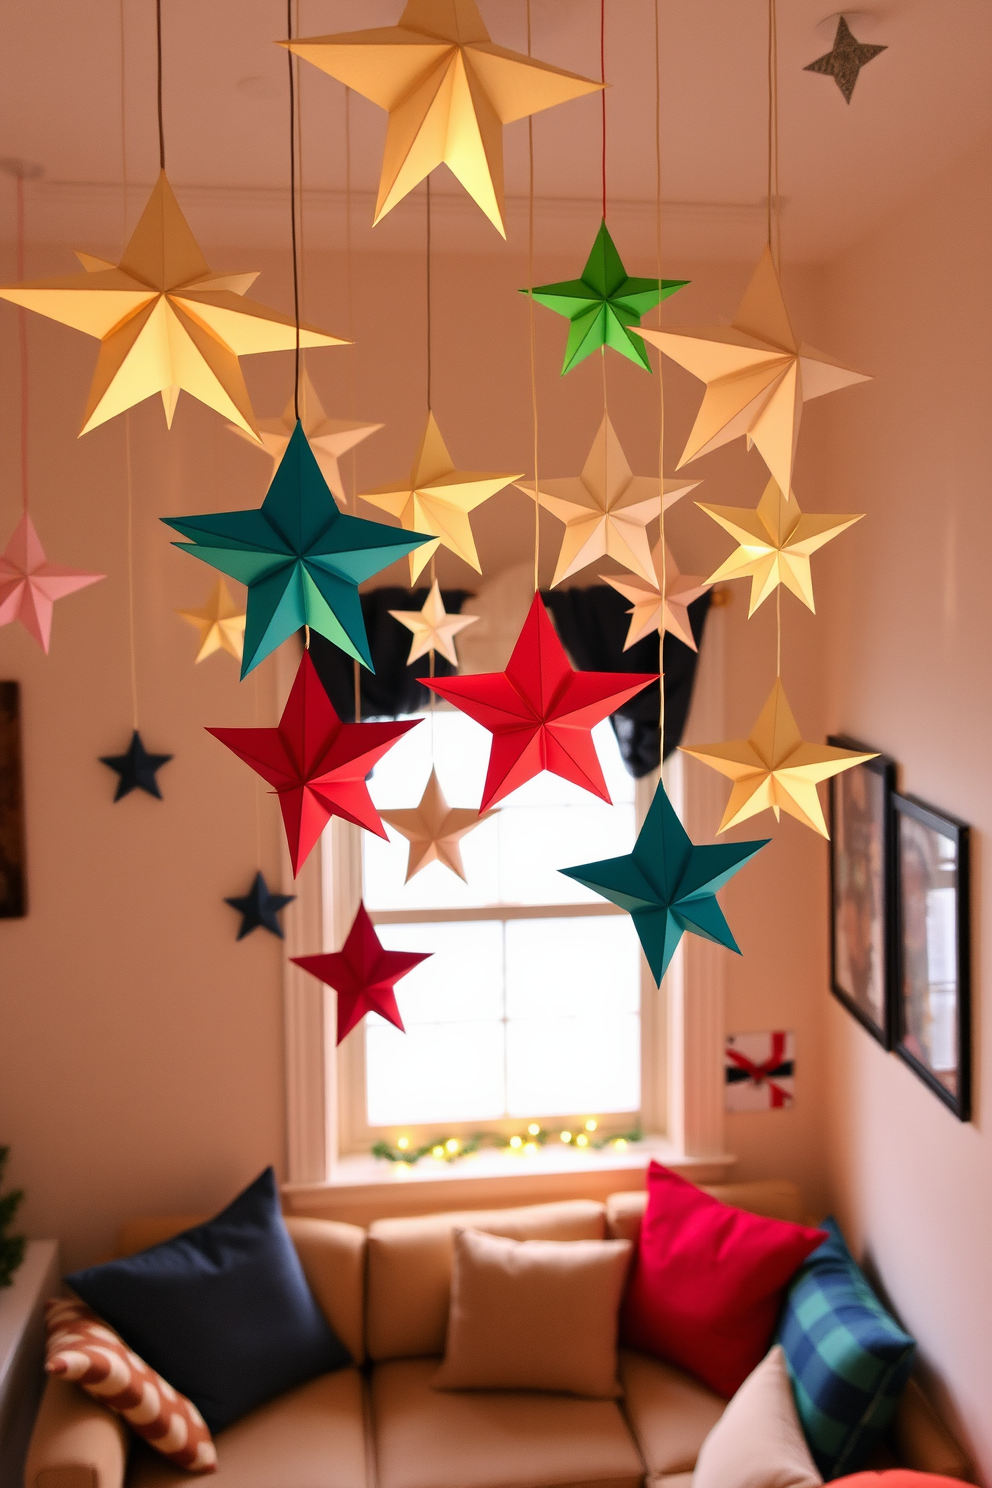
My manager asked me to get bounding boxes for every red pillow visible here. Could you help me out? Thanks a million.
[620,1161,826,1398]
[832,1477,969,1487]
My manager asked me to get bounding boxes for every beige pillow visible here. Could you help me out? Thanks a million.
[433,1227,632,1398]
[693,1345,822,1488]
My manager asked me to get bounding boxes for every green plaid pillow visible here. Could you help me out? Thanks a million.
[776,1218,915,1480]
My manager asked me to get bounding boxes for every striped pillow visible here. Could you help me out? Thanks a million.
[46,1297,217,1473]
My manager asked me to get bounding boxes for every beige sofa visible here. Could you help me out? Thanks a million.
[25,1182,971,1488]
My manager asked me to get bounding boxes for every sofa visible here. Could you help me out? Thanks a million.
[24,1180,971,1488]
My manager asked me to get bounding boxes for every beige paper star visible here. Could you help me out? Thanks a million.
[0,172,346,440]
[380,767,497,881]
[699,477,863,617]
[227,369,381,501]
[176,578,246,663]
[389,579,479,666]
[681,679,876,836]
[635,246,869,497]
[360,411,521,583]
[602,538,711,651]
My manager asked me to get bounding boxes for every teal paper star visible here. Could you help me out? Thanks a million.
[164,421,430,678]
[523,219,688,374]
[560,781,768,984]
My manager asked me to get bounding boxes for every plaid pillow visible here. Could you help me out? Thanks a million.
[776,1219,915,1480]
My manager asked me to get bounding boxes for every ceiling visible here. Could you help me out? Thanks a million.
[1,0,990,262]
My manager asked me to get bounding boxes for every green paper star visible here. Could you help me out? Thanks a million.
[560,781,768,984]
[522,219,688,374]
[163,421,431,678]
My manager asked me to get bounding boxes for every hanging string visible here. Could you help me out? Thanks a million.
[155,0,165,171]
[253,672,263,866]
[342,85,362,721]
[124,414,140,730]
[766,0,781,271]
[119,0,128,246]
[776,586,782,679]
[15,176,28,517]
[526,0,540,595]
[294,0,307,419]
[287,0,301,420]
[425,177,433,410]
[654,0,666,766]
[600,0,607,222]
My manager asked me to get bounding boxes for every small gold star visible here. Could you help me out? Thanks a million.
[176,578,246,663]
[228,369,381,502]
[389,579,478,666]
[380,768,497,881]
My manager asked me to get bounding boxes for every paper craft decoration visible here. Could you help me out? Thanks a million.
[361,411,521,583]
[698,478,862,617]
[208,651,420,875]
[524,220,687,374]
[516,414,698,587]
[100,731,173,802]
[804,17,887,103]
[0,173,345,439]
[725,1031,795,1111]
[228,369,381,502]
[681,679,877,837]
[284,0,602,237]
[635,246,869,499]
[389,579,478,666]
[0,514,103,652]
[381,767,497,881]
[225,872,295,941]
[164,421,430,677]
[176,578,246,663]
[425,593,655,809]
[292,901,431,1043]
[602,539,710,651]
[560,780,768,985]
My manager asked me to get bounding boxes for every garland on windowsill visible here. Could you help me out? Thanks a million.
[371,1127,643,1166]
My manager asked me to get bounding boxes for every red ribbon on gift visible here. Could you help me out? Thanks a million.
[726,1032,792,1108]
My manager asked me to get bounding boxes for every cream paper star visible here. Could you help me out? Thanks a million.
[389,579,478,666]
[0,513,103,652]
[699,477,863,617]
[380,767,497,881]
[635,246,869,498]
[284,0,602,237]
[0,172,346,440]
[227,369,381,501]
[176,578,246,663]
[602,538,711,651]
[360,411,521,583]
[681,679,876,836]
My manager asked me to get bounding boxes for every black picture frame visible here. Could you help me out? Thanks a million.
[828,739,896,1047]
[0,681,28,919]
[892,793,971,1121]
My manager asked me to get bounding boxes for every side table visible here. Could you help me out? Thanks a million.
[0,1241,59,1488]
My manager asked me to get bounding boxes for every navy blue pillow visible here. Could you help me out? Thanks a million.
[67,1168,350,1433]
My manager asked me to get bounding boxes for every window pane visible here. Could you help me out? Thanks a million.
[505,917,641,1019]
[376,921,504,1023]
[497,802,635,906]
[366,1021,505,1125]
[506,1014,640,1117]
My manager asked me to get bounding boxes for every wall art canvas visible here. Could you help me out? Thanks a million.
[0,682,27,918]
[829,741,895,1046]
[725,1031,795,1111]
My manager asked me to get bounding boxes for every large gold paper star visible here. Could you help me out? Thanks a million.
[699,477,863,617]
[227,369,381,501]
[381,767,497,881]
[360,411,521,583]
[602,538,711,651]
[176,578,246,663]
[516,413,698,587]
[0,173,345,439]
[284,0,602,237]
[635,246,869,497]
[681,679,876,836]
[389,579,478,666]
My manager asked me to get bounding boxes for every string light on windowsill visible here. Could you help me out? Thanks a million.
[372,1125,641,1167]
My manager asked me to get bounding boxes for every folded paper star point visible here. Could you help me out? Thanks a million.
[381,767,498,881]
[225,872,295,941]
[602,537,710,651]
[292,902,431,1043]
[680,678,877,837]
[176,577,246,663]
[804,17,887,104]
[100,730,173,802]
[389,579,478,666]
[0,514,103,652]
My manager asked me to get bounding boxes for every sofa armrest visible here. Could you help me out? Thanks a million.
[894,1377,974,1482]
[24,1378,129,1488]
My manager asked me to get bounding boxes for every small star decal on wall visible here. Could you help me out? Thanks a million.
[804,17,887,104]
[225,872,295,941]
[100,731,173,801]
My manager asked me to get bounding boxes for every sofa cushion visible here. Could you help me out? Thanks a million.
[367,1199,605,1362]
[371,1357,644,1488]
[617,1349,725,1481]
[692,1346,822,1488]
[605,1181,804,1244]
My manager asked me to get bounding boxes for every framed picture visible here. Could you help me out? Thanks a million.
[892,793,971,1121]
[0,681,28,918]
[828,740,895,1046]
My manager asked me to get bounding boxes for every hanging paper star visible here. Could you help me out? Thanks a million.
[425,593,656,809]
[209,651,420,875]
[524,220,687,374]
[228,369,381,502]
[164,421,431,677]
[516,414,698,587]
[0,514,103,652]
[293,902,430,1044]
[0,173,346,439]
[635,246,869,499]
[225,872,295,941]
[804,17,887,104]
[560,780,769,984]
[360,411,521,584]
[284,0,602,237]
[100,731,173,802]
[698,478,863,617]
[602,538,711,651]
[389,580,478,666]
[681,679,877,837]
[176,578,246,663]
[381,767,497,882]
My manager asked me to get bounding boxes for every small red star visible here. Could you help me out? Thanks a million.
[292,903,431,1044]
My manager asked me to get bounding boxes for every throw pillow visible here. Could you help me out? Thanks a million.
[621,1161,826,1398]
[433,1227,632,1398]
[45,1297,217,1473]
[831,1477,969,1488]
[776,1218,916,1480]
[693,1345,822,1488]
[66,1168,350,1433]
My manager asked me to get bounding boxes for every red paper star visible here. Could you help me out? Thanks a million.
[425,593,656,809]
[209,651,419,875]
[292,902,431,1044]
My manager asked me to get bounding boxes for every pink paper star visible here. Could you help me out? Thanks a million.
[0,515,104,652]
